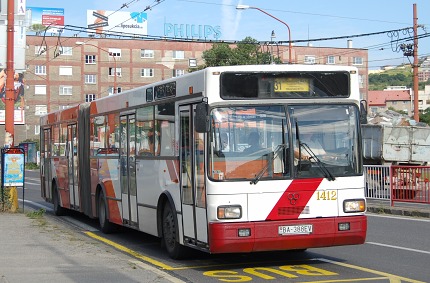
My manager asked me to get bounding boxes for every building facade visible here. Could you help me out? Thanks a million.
[1,35,368,145]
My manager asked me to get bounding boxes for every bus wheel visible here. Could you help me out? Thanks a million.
[98,191,115,234]
[162,202,186,259]
[52,185,66,216]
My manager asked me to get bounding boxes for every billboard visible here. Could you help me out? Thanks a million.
[87,10,147,35]
[27,7,65,33]
[0,69,25,125]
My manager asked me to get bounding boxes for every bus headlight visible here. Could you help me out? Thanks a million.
[217,205,242,219]
[343,199,366,213]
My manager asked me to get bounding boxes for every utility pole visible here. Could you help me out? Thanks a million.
[5,0,15,147]
[413,3,419,122]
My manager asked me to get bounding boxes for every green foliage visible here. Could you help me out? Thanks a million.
[388,107,408,115]
[419,107,430,125]
[0,189,12,212]
[26,208,46,219]
[368,66,430,91]
[199,36,280,69]
[25,162,39,170]
[29,24,47,35]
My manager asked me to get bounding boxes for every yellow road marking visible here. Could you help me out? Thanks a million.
[82,232,427,283]
[315,258,425,283]
[84,231,174,270]
[301,277,388,282]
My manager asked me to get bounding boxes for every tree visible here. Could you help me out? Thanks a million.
[29,24,47,35]
[194,37,280,70]
[419,107,430,125]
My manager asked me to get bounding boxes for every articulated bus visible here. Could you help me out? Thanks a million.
[40,64,367,259]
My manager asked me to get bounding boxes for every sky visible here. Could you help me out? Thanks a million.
[26,0,430,70]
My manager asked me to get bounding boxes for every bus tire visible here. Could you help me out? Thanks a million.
[52,185,66,216]
[98,191,115,234]
[162,202,186,259]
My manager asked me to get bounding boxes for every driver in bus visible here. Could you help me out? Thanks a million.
[295,132,326,160]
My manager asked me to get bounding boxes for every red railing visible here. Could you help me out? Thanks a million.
[390,166,430,206]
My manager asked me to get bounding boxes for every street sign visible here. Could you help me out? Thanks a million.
[88,22,109,29]
[93,11,108,22]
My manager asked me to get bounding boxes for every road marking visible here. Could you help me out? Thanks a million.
[315,258,426,283]
[130,260,186,283]
[367,214,430,222]
[367,242,430,255]
[84,231,174,270]
[21,199,52,211]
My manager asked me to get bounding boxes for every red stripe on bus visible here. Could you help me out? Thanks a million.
[265,178,324,220]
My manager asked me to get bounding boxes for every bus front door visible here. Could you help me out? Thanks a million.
[67,124,79,210]
[119,114,138,227]
[179,104,208,248]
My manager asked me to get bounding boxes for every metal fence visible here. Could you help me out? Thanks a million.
[364,165,430,206]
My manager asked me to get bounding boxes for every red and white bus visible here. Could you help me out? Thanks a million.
[40,64,367,259]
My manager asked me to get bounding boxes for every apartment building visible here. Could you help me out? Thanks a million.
[1,35,368,144]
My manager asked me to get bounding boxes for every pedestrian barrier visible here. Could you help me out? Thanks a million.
[390,166,430,206]
[364,165,430,206]
[364,165,390,200]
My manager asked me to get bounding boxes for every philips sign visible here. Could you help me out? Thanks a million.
[164,23,221,40]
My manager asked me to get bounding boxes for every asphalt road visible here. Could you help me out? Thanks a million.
[21,170,430,282]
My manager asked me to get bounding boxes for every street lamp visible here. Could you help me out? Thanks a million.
[76,41,117,94]
[236,4,293,64]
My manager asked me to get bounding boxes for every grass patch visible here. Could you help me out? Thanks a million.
[26,208,46,219]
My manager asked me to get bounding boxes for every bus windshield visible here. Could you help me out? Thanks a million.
[208,104,361,181]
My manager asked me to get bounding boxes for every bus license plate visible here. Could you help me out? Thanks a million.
[278,224,313,235]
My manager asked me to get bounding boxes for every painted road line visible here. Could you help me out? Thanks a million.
[315,258,426,283]
[367,242,430,255]
[130,260,186,283]
[85,231,174,270]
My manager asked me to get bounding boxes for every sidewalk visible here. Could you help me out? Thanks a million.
[366,199,430,218]
[0,211,181,283]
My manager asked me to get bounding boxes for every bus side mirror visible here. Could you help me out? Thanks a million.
[360,99,368,125]
[195,102,209,133]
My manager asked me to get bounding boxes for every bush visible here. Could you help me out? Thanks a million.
[25,162,39,170]
[0,189,12,212]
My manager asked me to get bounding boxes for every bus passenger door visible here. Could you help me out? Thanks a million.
[119,114,138,227]
[179,105,208,248]
[41,128,51,201]
[67,124,79,210]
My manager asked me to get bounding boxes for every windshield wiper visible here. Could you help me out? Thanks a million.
[300,142,335,181]
[251,144,287,185]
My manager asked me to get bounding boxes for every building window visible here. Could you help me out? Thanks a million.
[59,66,73,76]
[35,105,47,116]
[34,85,47,95]
[141,68,154,77]
[109,67,121,77]
[189,58,197,68]
[141,49,154,58]
[35,65,46,75]
[60,46,73,55]
[358,74,365,88]
[353,57,363,65]
[173,50,185,59]
[327,56,335,64]
[35,46,46,55]
[85,74,97,84]
[59,86,73,95]
[35,125,40,135]
[109,86,122,95]
[85,55,96,64]
[108,48,121,57]
[304,55,316,64]
[173,69,185,77]
[86,94,96,102]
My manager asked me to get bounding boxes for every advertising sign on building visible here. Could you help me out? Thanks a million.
[87,10,147,35]
[27,7,65,33]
